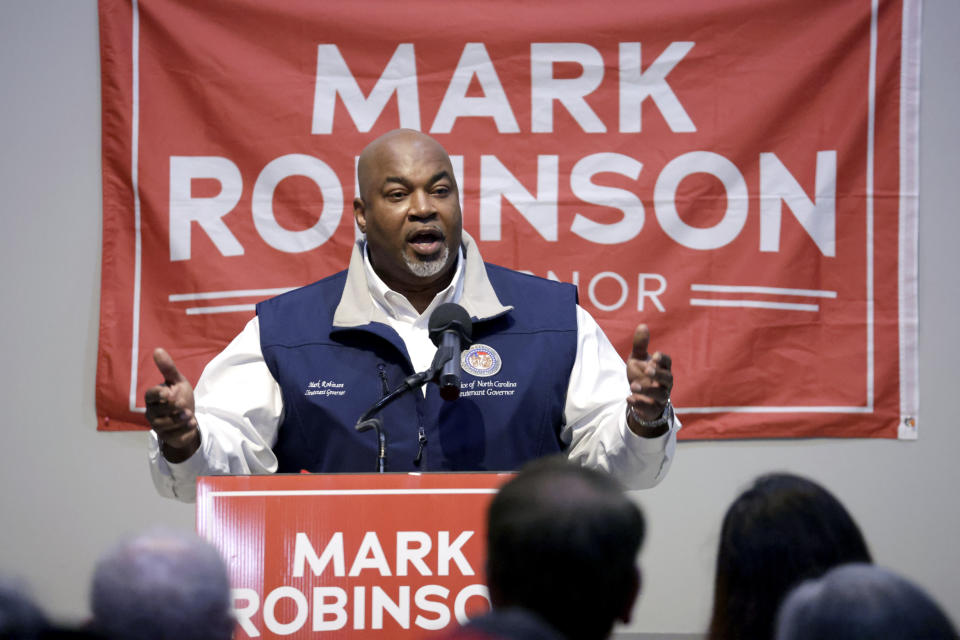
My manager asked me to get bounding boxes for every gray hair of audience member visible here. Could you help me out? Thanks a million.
[775,563,958,640]
[0,577,49,639]
[90,528,233,640]
[485,456,645,640]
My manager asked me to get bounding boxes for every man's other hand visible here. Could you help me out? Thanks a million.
[144,348,200,462]
[625,324,673,436]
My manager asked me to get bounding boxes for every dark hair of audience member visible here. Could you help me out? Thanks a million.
[0,577,48,640]
[707,473,872,640]
[485,456,645,640]
[90,528,234,640]
[776,564,958,640]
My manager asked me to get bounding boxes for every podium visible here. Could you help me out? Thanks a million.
[197,472,512,638]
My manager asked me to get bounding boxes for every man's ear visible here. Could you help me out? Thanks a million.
[618,565,641,624]
[353,197,366,233]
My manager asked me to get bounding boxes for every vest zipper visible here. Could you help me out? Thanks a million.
[377,364,389,397]
[379,363,427,467]
[414,427,427,467]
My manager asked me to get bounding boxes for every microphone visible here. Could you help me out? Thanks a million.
[428,303,473,401]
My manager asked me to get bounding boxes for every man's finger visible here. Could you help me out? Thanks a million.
[152,348,184,386]
[152,419,198,445]
[630,324,650,361]
[656,352,672,371]
[144,385,167,405]
[147,406,196,434]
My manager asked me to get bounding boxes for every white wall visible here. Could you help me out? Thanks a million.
[0,1,956,634]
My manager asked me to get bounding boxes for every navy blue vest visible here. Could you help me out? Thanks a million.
[257,264,579,473]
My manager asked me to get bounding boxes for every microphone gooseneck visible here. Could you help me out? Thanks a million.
[353,303,473,471]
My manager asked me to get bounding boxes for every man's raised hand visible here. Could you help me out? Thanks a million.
[625,324,673,436]
[144,348,200,462]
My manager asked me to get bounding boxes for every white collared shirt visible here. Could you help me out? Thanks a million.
[363,245,465,376]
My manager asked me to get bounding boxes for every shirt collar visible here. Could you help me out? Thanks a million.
[362,242,465,321]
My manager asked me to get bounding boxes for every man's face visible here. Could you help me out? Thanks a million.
[354,132,462,294]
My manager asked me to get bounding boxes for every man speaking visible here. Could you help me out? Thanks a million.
[145,129,678,501]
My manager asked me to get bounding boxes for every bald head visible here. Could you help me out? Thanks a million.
[357,129,456,202]
[353,129,463,311]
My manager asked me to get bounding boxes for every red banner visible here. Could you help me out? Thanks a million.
[97,0,921,439]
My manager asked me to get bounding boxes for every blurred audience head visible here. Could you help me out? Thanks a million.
[484,456,645,640]
[776,564,958,640]
[707,472,872,640]
[90,528,233,640]
[0,577,48,639]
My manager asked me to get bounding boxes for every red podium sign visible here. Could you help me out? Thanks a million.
[197,473,511,638]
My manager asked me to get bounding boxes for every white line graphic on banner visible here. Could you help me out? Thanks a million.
[170,287,298,315]
[209,489,501,498]
[169,288,296,302]
[186,305,258,315]
[690,284,837,298]
[865,0,878,412]
[689,299,820,312]
[688,283,836,313]
[897,0,922,438]
[127,0,144,414]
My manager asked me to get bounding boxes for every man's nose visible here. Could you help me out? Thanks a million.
[407,190,435,218]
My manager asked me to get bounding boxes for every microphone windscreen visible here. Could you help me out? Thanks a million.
[428,303,473,346]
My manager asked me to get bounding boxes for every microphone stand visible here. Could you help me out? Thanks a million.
[354,347,454,472]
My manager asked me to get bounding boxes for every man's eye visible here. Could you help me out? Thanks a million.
[386,191,406,201]
[433,186,450,196]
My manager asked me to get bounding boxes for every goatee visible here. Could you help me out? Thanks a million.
[404,245,451,278]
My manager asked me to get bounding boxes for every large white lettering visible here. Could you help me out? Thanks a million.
[312,43,420,133]
[569,152,645,244]
[372,585,409,629]
[654,151,749,250]
[312,41,695,134]
[169,156,244,261]
[232,588,260,638]
[397,531,433,577]
[431,43,519,134]
[479,155,558,241]
[251,154,343,253]
[414,585,451,631]
[535,270,669,312]
[454,585,490,625]
[437,531,475,577]
[293,530,475,578]
[759,151,836,256]
[639,273,667,312]
[349,532,392,577]
[293,531,345,578]
[169,151,837,259]
[263,586,308,635]
[589,271,630,312]
[530,43,606,133]
[313,587,348,631]
[619,42,696,133]
[233,584,490,635]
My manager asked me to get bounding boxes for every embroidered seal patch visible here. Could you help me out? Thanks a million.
[461,344,502,377]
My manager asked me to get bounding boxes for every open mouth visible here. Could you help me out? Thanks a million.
[406,227,445,257]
